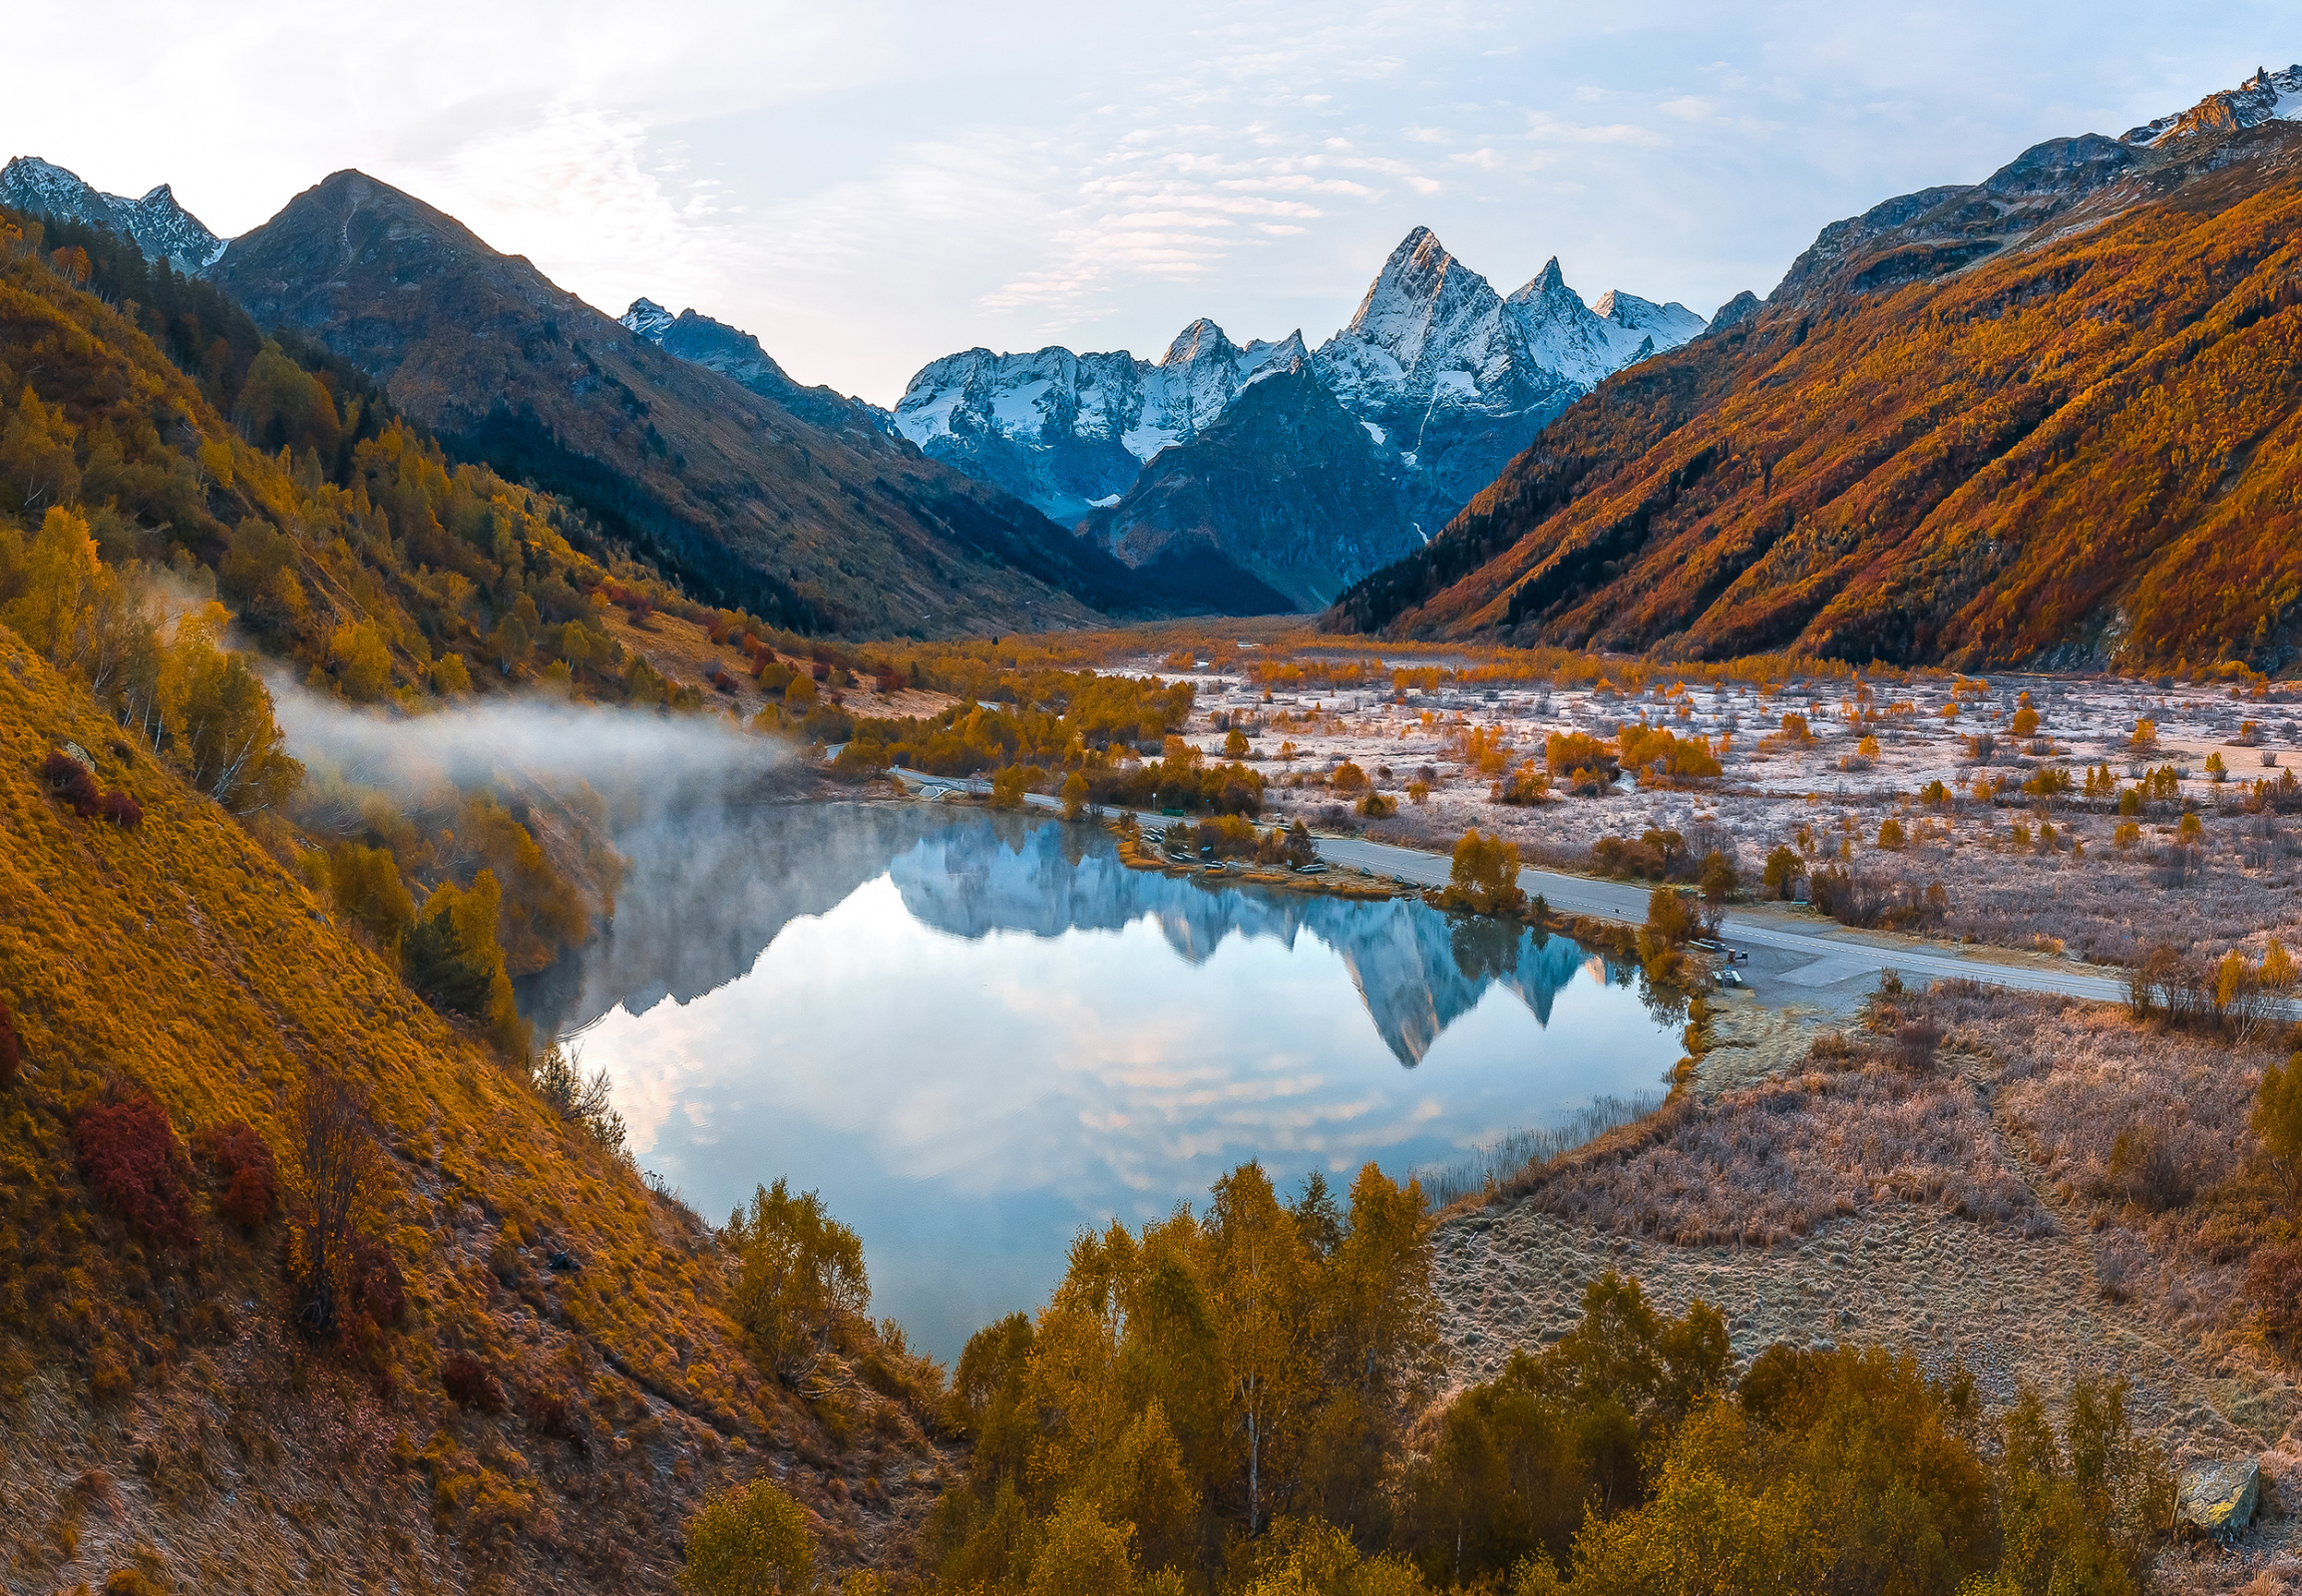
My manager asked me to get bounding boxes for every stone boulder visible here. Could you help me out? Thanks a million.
[2178,1456,2261,1537]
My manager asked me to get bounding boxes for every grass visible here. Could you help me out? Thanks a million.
[1415,1094,1666,1208]
[0,627,944,1592]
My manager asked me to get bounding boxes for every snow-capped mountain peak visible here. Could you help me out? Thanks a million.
[619,296,676,342]
[1331,226,1506,380]
[2121,63,2302,147]
[1160,316,1235,367]
[0,156,225,269]
[891,223,1705,574]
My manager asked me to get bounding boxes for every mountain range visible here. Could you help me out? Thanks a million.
[1326,64,2302,672]
[883,230,1710,608]
[0,155,225,268]
[8,60,2299,658]
[4,162,1181,637]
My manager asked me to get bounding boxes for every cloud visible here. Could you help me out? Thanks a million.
[7,0,2293,402]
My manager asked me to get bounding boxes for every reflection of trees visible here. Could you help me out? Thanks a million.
[1448,914,1522,987]
[1640,975,1690,1033]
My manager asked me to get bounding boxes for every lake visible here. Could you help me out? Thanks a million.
[518,802,1686,1360]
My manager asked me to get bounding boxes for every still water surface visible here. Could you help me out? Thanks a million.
[520,803,1684,1359]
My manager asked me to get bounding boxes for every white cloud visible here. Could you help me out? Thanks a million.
[3,0,2293,402]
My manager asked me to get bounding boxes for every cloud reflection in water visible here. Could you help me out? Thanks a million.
[524,805,1683,1358]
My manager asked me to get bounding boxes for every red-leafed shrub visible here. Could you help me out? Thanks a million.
[98,789,143,829]
[527,1384,579,1441]
[41,751,101,816]
[0,1001,18,1089]
[202,1121,278,1227]
[352,1237,407,1329]
[74,1093,198,1253]
[442,1350,506,1411]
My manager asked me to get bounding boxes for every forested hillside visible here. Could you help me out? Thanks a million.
[210,172,1167,637]
[1328,118,2302,671]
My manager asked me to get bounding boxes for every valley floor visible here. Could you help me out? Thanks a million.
[1424,980,2302,1590]
[1153,656,2302,969]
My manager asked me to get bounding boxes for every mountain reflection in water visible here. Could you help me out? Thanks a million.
[524,804,1651,1065]
[518,804,1683,1359]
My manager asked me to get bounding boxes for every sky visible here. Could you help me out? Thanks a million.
[8,3,2295,406]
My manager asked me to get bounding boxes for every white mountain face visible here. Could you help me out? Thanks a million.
[892,224,1704,548]
[894,316,1307,467]
[0,156,226,268]
[618,296,676,342]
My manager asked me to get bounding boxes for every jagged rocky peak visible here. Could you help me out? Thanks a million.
[619,294,896,437]
[1161,316,1237,366]
[0,155,226,268]
[1708,290,1762,332]
[2123,63,2302,147]
[619,296,675,342]
[1333,225,1506,373]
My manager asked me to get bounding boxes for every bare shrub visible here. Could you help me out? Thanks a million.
[442,1349,507,1412]
[2150,845,2204,889]
[1894,1020,1945,1071]
[1810,868,1948,930]
[0,999,18,1090]
[2245,1242,2302,1353]
[200,1121,279,1228]
[285,1067,385,1339]
[2104,1121,2192,1213]
[41,748,101,816]
[2095,1231,2148,1302]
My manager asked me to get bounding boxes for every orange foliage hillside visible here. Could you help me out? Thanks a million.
[0,627,937,1591]
[1331,121,2302,671]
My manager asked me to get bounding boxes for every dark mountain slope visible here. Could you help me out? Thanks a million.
[211,172,1150,637]
[1329,111,2302,672]
[1078,364,1418,611]
[619,296,897,440]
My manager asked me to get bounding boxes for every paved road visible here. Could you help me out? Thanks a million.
[882,769,2132,1007]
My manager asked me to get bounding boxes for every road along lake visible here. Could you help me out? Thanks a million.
[519,803,1687,1359]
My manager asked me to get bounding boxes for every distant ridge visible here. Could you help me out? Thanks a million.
[0,155,224,267]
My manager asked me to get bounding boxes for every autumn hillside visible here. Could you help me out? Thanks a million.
[209,171,1162,637]
[0,623,942,1591]
[1328,115,2302,671]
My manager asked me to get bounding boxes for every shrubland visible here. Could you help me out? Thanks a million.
[690,1178,2171,1596]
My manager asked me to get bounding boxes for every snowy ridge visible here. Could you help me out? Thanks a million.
[2121,64,2302,147]
[892,225,1704,538]
[0,156,225,268]
[894,316,1308,465]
